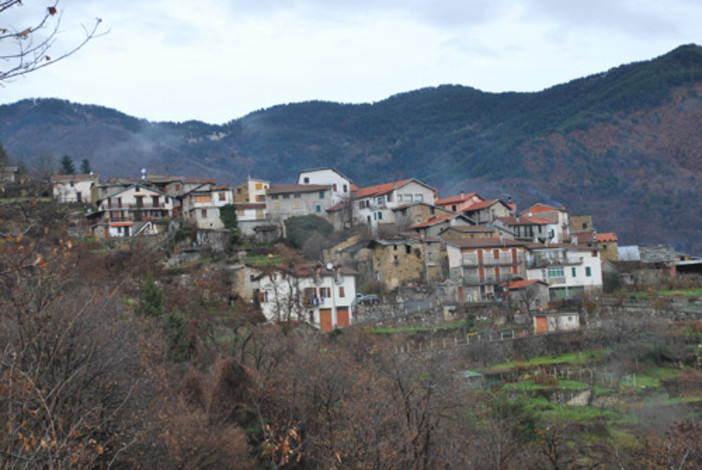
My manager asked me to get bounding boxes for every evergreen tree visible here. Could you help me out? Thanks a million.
[137,275,165,317]
[0,142,8,167]
[59,154,75,174]
[80,158,91,174]
[219,204,240,246]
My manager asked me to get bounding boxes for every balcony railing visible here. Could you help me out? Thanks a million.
[462,273,520,286]
[462,253,524,266]
[527,256,583,268]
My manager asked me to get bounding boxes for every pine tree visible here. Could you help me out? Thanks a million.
[80,158,91,174]
[59,154,75,174]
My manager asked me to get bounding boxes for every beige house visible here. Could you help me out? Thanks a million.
[266,184,334,225]
[181,185,234,230]
[52,173,100,204]
[234,177,270,204]
[522,203,570,243]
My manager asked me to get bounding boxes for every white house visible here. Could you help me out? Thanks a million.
[297,168,353,206]
[254,263,358,331]
[352,178,437,231]
[522,204,570,243]
[52,173,100,204]
[533,312,580,334]
[90,184,175,238]
[525,243,603,300]
[181,185,234,229]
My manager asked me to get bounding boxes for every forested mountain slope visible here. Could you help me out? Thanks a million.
[2,44,702,252]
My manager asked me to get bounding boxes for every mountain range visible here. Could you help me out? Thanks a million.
[2,44,702,253]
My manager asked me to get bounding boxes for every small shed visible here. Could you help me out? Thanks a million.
[533,312,580,334]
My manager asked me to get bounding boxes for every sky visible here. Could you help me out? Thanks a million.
[1,0,702,124]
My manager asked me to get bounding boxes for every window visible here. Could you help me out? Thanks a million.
[237,188,242,194]
[201,209,207,217]
[547,267,564,278]
[343,184,347,192]
[415,194,423,202]
[333,184,337,191]
[175,183,181,191]
[271,194,279,200]
[397,195,403,202]
[294,193,301,198]
[430,207,435,215]
[339,286,345,298]
[405,194,413,202]
[586,267,592,277]
[283,194,290,199]
[303,177,310,184]
[255,183,263,190]
[218,192,226,201]
[582,222,587,230]
[256,195,265,202]
[319,191,325,199]
[194,194,211,203]
[377,211,383,220]
[406,245,411,254]
[376,197,383,205]
[572,267,576,277]
[316,205,321,213]
[493,249,499,259]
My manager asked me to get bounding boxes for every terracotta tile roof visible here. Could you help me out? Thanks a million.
[505,279,540,290]
[596,232,618,242]
[352,179,412,200]
[498,216,555,226]
[268,184,330,195]
[435,192,482,206]
[52,173,100,182]
[462,199,500,211]
[522,203,566,215]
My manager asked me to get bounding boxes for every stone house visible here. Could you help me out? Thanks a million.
[391,202,454,231]
[596,232,619,262]
[437,225,502,241]
[367,234,444,291]
[502,279,550,313]
[570,214,593,232]
[409,213,475,238]
[461,199,514,224]
[266,184,334,228]
[445,238,527,302]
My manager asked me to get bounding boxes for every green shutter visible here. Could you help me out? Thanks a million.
[586,267,592,277]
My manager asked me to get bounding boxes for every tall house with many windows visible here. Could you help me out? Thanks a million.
[446,238,527,302]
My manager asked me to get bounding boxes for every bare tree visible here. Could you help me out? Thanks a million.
[0,0,103,82]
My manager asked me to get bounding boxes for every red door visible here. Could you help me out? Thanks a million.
[535,316,548,334]
[336,308,349,328]
[320,309,333,332]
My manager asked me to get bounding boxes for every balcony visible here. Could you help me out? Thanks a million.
[527,256,583,269]
[462,273,520,286]
[462,253,524,266]
[129,203,168,210]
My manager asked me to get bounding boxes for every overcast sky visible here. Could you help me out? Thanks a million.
[1,0,701,124]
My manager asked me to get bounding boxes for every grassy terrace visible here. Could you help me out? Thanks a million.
[489,349,609,372]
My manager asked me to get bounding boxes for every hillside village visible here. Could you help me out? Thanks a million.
[42,166,702,333]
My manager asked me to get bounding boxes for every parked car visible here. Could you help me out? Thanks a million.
[356,293,380,305]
